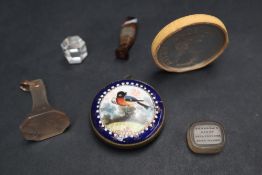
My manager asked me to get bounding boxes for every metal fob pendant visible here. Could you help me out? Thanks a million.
[20,79,70,141]
[91,80,165,148]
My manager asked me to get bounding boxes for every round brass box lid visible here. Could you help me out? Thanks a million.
[151,14,229,72]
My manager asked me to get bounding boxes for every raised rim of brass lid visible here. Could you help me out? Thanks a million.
[187,121,226,154]
[151,14,229,73]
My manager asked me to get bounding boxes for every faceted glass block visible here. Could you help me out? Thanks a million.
[61,36,88,64]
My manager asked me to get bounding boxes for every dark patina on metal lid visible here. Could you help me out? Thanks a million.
[187,121,225,154]
[91,80,164,148]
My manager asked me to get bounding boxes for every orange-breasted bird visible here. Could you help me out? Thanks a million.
[116,91,149,109]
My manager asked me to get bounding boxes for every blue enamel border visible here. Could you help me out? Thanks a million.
[91,79,164,146]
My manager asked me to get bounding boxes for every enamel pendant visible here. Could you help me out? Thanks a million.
[91,80,164,148]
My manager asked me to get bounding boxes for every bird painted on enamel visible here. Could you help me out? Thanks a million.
[115,91,149,109]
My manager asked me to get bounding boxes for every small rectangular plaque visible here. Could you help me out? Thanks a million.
[187,121,225,154]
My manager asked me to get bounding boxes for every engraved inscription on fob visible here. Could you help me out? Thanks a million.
[193,125,222,145]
